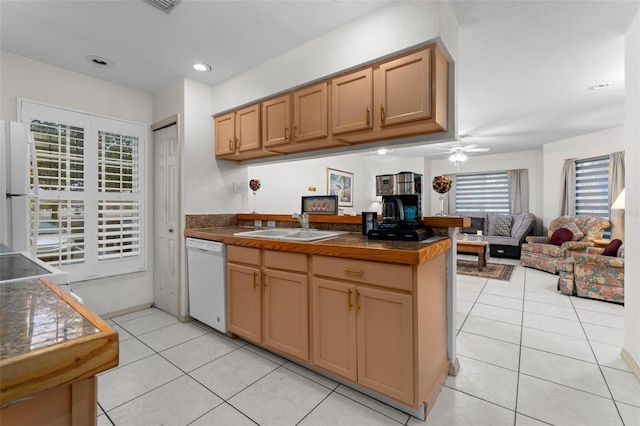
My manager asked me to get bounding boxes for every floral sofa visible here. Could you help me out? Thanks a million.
[520,216,610,274]
[558,245,625,304]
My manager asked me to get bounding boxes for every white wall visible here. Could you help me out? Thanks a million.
[210,2,449,115]
[430,149,544,224]
[246,153,424,215]
[194,1,458,215]
[624,10,640,377]
[542,126,626,231]
[0,51,155,316]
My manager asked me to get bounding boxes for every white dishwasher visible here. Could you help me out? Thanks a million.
[186,238,227,333]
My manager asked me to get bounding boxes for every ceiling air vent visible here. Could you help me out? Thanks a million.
[145,0,181,14]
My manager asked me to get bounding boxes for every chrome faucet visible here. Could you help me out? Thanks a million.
[292,212,310,230]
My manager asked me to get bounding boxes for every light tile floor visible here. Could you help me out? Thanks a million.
[97,256,639,425]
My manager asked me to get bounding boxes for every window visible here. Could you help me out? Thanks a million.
[574,156,610,217]
[574,156,610,238]
[21,100,146,282]
[455,172,509,213]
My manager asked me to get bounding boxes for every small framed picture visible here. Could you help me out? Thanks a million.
[301,195,338,215]
[327,168,354,207]
[362,212,378,235]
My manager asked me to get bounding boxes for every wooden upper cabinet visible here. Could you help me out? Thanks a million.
[216,43,449,161]
[331,68,373,135]
[214,112,235,157]
[235,104,261,152]
[215,104,276,161]
[262,94,291,148]
[293,82,328,142]
[378,49,432,127]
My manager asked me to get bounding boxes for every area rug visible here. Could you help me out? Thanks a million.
[457,259,515,281]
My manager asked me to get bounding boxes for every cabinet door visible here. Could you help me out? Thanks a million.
[235,104,261,152]
[214,112,235,156]
[378,49,432,127]
[262,94,291,148]
[293,82,328,142]
[311,278,357,381]
[263,269,309,361]
[227,263,262,343]
[356,286,413,405]
[332,68,372,135]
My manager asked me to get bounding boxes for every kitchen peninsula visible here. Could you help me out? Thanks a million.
[185,214,466,419]
[0,278,118,426]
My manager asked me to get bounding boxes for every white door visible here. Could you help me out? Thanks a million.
[153,124,179,315]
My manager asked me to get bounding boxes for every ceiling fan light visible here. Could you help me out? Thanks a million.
[449,152,467,162]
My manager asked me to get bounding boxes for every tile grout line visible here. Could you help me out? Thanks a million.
[511,264,528,426]
[568,295,627,425]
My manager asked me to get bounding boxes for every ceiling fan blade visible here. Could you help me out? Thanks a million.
[460,144,480,151]
[466,147,490,152]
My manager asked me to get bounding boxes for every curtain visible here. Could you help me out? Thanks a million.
[560,159,576,216]
[609,151,625,240]
[507,169,529,213]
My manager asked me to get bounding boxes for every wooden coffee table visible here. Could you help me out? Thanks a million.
[456,239,489,272]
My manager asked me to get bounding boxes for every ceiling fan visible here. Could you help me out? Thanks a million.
[435,138,490,164]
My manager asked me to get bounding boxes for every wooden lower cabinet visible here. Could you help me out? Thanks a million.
[226,245,448,417]
[227,247,309,361]
[227,262,262,344]
[311,278,413,405]
[311,278,358,381]
[263,268,309,361]
[0,377,97,426]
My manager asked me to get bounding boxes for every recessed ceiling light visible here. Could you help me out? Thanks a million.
[190,62,212,72]
[85,55,113,68]
[589,82,612,90]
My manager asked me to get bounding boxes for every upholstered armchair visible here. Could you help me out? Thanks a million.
[520,216,610,274]
[558,245,624,304]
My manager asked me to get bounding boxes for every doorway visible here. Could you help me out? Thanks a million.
[152,118,180,316]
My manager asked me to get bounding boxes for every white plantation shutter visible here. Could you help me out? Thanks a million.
[32,198,85,266]
[98,200,141,260]
[455,172,510,213]
[21,100,146,282]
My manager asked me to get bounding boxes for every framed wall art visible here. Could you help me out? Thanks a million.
[327,168,354,207]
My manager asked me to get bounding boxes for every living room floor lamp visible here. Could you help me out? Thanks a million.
[611,188,625,240]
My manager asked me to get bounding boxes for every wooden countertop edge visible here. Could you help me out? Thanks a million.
[185,229,451,265]
[0,279,119,406]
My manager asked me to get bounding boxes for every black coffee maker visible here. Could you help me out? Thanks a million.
[368,172,431,241]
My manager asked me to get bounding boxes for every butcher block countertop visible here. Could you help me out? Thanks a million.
[184,227,452,265]
[0,279,118,406]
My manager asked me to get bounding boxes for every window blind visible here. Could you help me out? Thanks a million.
[575,157,610,217]
[455,172,510,213]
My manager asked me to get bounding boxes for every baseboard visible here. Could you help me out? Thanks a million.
[99,303,153,319]
[621,348,640,382]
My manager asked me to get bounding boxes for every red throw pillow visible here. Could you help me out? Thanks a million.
[602,239,622,256]
[550,228,573,246]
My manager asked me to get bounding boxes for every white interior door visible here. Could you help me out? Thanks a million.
[153,124,179,315]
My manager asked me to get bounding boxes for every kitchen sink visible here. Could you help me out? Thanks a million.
[233,228,347,242]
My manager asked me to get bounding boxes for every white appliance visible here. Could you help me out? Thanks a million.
[0,121,78,301]
[186,238,227,333]
[0,121,37,252]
